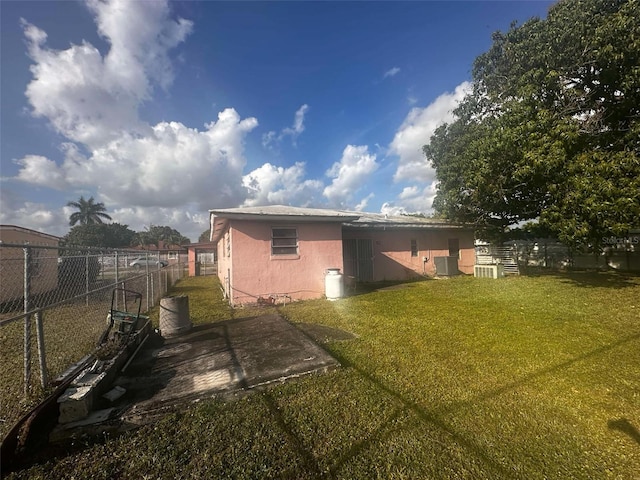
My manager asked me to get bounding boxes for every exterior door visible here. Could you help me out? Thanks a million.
[343,239,374,282]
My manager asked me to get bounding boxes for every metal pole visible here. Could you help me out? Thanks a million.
[544,241,548,268]
[85,251,90,306]
[115,251,120,310]
[23,246,32,396]
[145,252,150,311]
[35,311,48,387]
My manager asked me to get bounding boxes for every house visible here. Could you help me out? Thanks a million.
[185,241,217,276]
[0,225,61,306]
[130,240,188,265]
[209,206,475,305]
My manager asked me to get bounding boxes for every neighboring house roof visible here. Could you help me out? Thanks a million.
[131,245,188,252]
[185,241,216,252]
[0,224,61,242]
[209,205,472,242]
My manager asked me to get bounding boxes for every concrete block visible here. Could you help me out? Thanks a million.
[103,386,126,402]
[58,385,93,424]
[73,370,107,388]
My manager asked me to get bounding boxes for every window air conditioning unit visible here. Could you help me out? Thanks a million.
[434,256,459,276]
[474,264,504,279]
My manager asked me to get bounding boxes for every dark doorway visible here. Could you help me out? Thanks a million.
[343,239,374,282]
[448,238,460,258]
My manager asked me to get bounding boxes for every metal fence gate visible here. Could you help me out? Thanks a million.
[343,239,374,282]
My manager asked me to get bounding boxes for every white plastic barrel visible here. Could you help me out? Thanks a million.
[325,268,344,301]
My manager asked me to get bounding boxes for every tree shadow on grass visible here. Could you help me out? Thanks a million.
[523,269,640,289]
[324,352,514,478]
[346,277,433,298]
[319,330,640,478]
[608,418,640,445]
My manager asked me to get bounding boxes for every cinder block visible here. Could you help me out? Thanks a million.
[58,385,93,424]
[73,370,106,388]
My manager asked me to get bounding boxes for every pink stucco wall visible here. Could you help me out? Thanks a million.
[217,220,344,305]
[343,228,475,281]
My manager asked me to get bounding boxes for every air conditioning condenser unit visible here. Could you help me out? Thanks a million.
[434,256,459,276]
[474,264,504,279]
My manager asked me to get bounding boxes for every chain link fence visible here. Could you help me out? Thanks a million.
[0,243,189,437]
[476,239,640,274]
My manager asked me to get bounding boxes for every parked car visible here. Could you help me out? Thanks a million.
[129,257,168,269]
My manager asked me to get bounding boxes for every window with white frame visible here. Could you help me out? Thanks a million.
[271,227,298,255]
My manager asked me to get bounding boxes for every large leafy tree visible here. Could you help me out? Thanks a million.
[134,225,191,248]
[425,0,640,247]
[67,196,112,226]
[198,229,211,243]
[63,223,136,248]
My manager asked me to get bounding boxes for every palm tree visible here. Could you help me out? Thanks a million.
[67,196,112,226]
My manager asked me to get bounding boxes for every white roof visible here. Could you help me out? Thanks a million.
[344,212,468,229]
[209,205,360,221]
[209,205,471,242]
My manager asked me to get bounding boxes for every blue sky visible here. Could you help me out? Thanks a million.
[1,0,554,241]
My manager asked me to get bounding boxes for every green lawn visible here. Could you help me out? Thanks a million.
[6,272,640,479]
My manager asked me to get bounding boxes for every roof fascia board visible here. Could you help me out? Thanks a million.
[210,213,359,223]
[210,216,229,243]
[343,223,472,230]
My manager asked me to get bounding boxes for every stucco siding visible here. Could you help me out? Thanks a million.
[343,228,474,281]
[216,223,233,298]
[225,220,344,304]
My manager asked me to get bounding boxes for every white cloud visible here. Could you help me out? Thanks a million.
[262,104,309,148]
[14,155,70,190]
[323,145,379,208]
[0,189,68,235]
[261,131,277,149]
[383,67,400,78]
[355,193,374,212]
[86,0,193,92]
[284,104,309,137]
[380,182,438,217]
[242,162,323,207]
[111,205,210,240]
[13,1,260,241]
[16,109,258,211]
[22,0,192,148]
[380,203,408,217]
[390,81,471,183]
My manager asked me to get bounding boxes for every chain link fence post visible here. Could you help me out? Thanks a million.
[23,246,32,396]
[85,250,90,306]
[115,251,120,311]
[35,311,48,387]
[145,252,150,311]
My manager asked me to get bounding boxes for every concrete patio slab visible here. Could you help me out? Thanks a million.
[109,313,339,423]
